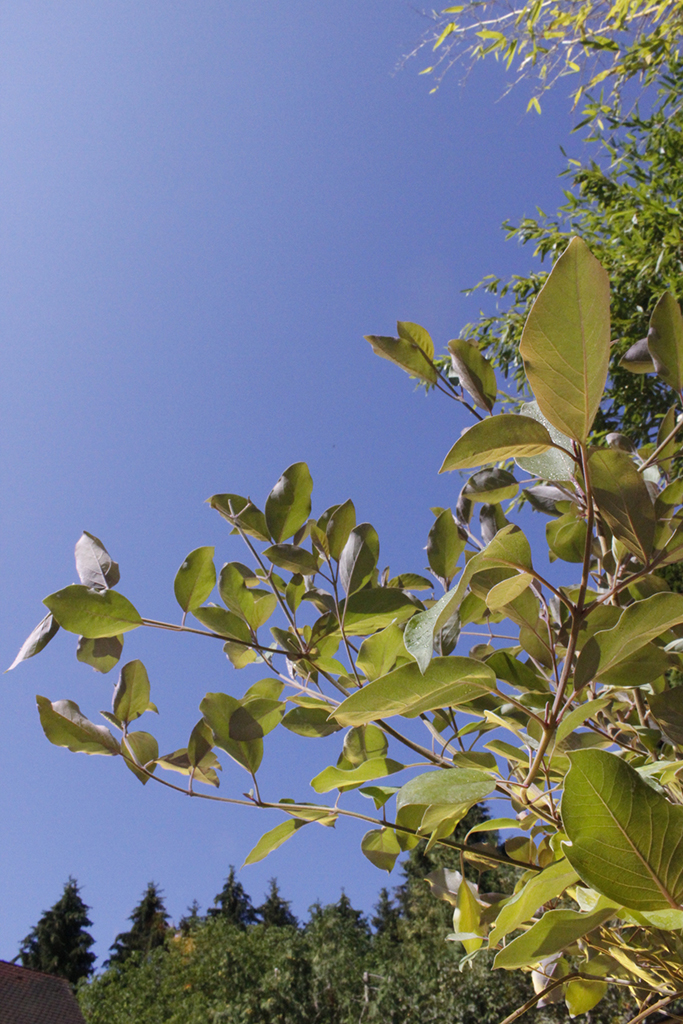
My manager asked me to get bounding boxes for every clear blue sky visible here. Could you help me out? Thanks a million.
[1,1,580,963]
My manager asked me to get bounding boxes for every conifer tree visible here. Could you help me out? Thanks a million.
[208,866,257,928]
[107,882,169,965]
[257,878,297,928]
[19,876,95,986]
[371,888,400,940]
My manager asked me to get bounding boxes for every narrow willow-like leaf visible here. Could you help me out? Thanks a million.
[440,415,553,472]
[519,236,610,443]
[244,819,308,865]
[563,749,683,910]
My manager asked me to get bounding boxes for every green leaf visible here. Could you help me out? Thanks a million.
[343,724,387,765]
[7,613,60,671]
[493,905,615,970]
[657,405,678,477]
[44,585,142,638]
[37,696,120,755]
[113,660,153,725]
[515,401,575,480]
[485,572,533,611]
[453,878,484,953]
[440,414,553,472]
[74,532,120,590]
[282,706,342,737]
[122,731,158,785]
[244,819,308,865]
[200,692,263,773]
[188,720,214,767]
[395,770,497,823]
[265,463,313,543]
[563,749,683,910]
[356,624,410,682]
[587,449,655,561]
[565,977,608,1016]
[263,544,319,575]
[208,493,270,542]
[325,499,356,560]
[359,785,399,809]
[463,468,518,504]
[365,330,437,384]
[192,604,251,642]
[397,320,434,360]
[648,688,683,746]
[547,513,587,562]
[574,592,683,686]
[448,338,497,412]
[76,635,123,674]
[339,588,417,635]
[310,757,404,793]
[334,657,494,727]
[619,336,655,375]
[174,546,216,612]
[519,236,610,443]
[339,524,380,595]
[649,292,683,392]
[361,828,401,872]
[427,510,466,581]
[489,859,580,945]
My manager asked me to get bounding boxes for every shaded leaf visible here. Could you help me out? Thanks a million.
[37,696,120,755]
[448,338,497,412]
[515,401,575,480]
[649,292,683,392]
[113,660,153,725]
[208,493,270,542]
[463,468,518,504]
[588,448,655,561]
[282,706,342,737]
[74,532,120,590]
[263,544,319,575]
[192,605,251,642]
[493,905,615,970]
[365,330,437,384]
[648,688,683,746]
[547,513,587,562]
[427,509,466,581]
[76,635,123,674]
[7,613,59,671]
[619,336,655,375]
[361,828,401,872]
[339,524,379,596]
[122,731,158,785]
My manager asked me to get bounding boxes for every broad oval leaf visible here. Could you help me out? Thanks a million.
[648,688,683,747]
[44,585,142,638]
[519,236,611,444]
[463,468,518,504]
[619,336,655,375]
[192,605,251,642]
[361,828,401,872]
[75,531,120,590]
[122,731,158,785]
[37,696,120,755]
[649,292,683,392]
[208,493,270,542]
[113,660,152,725]
[7,613,60,672]
[493,905,615,970]
[396,768,495,815]
[588,448,655,561]
[547,513,587,562]
[339,588,417,635]
[282,706,342,737]
[448,338,497,412]
[563,749,683,910]
[515,401,575,480]
[489,859,579,946]
[339,524,380,596]
[427,509,466,581]
[343,724,388,765]
[77,636,123,674]
[440,415,553,472]
[334,657,495,727]
[263,543,319,575]
[265,463,313,543]
[174,546,216,613]
[365,330,438,384]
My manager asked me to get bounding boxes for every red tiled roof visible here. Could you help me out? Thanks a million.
[0,960,86,1024]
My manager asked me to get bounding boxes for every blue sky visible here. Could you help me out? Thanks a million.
[1,1,581,962]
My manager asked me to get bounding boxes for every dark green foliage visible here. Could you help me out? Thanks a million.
[371,888,400,939]
[452,63,683,446]
[257,878,298,928]
[208,865,258,928]
[107,882,169,965]
[19,876,96,986]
